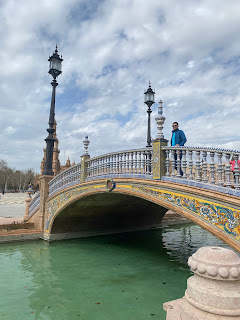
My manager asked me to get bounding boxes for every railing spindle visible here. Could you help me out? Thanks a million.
[171,150,175,178]
[195,150,201,182]
[225,153,232,188]
[210,151,216,184]
[217,152,224,186]
[234,153,240,190]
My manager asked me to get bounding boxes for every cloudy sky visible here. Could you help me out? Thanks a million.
[1,0,240,172]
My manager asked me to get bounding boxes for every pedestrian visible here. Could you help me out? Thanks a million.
[171,122,187,176]
[229,156,240,182]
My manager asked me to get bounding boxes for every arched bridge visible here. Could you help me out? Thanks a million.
[27,142,240,253]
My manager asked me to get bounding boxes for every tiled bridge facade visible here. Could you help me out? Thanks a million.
[27,138,240,252]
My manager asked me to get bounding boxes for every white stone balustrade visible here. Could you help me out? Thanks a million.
[86,148,153,179]
[48,163,81,197]
[162,146,240,192]
[29,145,240,217]
[29,191,40,216]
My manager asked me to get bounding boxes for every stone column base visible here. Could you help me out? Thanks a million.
[164,297,240,320]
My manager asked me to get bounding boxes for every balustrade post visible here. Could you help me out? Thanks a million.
[119,153,123,174]
[140,151,145,174]
[176,149,182,178]
[225,153,232,188]
[152,138,168,179]
[39,175,53,232]
[137,152,141,174]
[195,150,201,182]
[81,136,90,182]
[87,161,90,178]
[122,153,126,174]
[234,153,240,190]
[130,152,134,174]
[24,194,32,221]
[80,154,90,182]
[217,152,224,186]
[146,151,151,175]
[113,154,116,174]
[133,152,137,174]
[98,158,102,176]
[116,154,119,174]
[210,151,216,184]
[165,150,170,177]
[171,150,176,178]
[202,151,208,183]
[126,153,130,174]
[182,150,187,179]
[96,159,99,176]
[188,150,193,180]
[107,156,110,174]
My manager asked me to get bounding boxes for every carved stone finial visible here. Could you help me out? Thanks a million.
[164,246,240,319]
[83,136,90,155]
[155,100,165,139]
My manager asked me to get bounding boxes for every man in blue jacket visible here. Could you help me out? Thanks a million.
[171,122,187,176]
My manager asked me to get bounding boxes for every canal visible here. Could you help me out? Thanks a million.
[0,222,233,320]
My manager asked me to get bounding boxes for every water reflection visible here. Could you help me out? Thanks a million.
[162,222,233,264]
[0,222,236,320]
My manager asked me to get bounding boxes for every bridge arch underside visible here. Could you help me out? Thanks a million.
[44,179,240,252]
[49,192,168,240]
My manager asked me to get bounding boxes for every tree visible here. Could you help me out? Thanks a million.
[0,160,36,192]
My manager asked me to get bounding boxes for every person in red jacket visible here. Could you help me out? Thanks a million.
[229,156,240,181]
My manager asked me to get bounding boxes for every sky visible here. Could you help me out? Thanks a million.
[1,0,240,172]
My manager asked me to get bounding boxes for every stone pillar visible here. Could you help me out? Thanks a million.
[24,195,31,221]
[163,246,240,319]
[80,136,90,182]
[80,155,90,182]
[152,138,168,180]
[39,175,53,231]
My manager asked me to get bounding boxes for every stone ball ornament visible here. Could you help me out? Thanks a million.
[188,246,240,280]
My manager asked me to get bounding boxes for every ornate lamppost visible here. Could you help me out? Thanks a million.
[43,45,63,175]
[144,82,155,147]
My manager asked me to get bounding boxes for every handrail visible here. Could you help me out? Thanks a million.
[29,192,40,216]
[161,145,240,193]
[48,162,81,197]
[43,144,240,202]
[86,147,153,180]
[161,145,240,154]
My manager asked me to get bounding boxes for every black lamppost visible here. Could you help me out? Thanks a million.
[43,45,63,175]
[144,82,155,147]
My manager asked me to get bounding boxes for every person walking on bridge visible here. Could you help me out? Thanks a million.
[171,122,187,176]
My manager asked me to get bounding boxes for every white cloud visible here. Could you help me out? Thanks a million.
[4,126,16,135]
[0,0,240,171]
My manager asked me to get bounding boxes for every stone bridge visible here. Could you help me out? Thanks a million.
[26,138,240,253]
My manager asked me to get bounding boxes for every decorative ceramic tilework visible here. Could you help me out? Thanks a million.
[129,184,240,242]
[153,141,160,178]
[45,185,102,234]
[44,181,240,248]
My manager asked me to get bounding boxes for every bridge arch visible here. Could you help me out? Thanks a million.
[46,189,170,239]
[44,178,240,252]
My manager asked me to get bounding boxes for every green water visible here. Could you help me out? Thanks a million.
[0,223,231,320]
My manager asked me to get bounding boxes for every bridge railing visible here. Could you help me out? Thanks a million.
[29,191,40,216]
[48,163,81,197]
[161,146,240,194]
[86,148,153,180]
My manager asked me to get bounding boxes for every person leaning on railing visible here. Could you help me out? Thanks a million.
[171,122,187,176]
[230,156,240,182]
